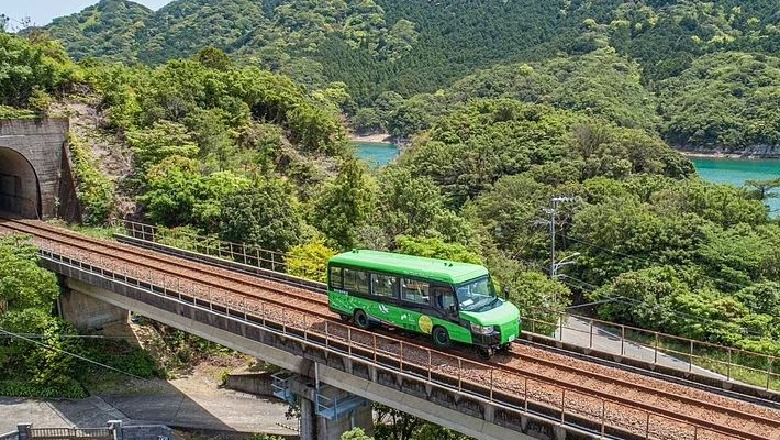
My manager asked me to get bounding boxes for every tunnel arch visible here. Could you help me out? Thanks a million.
[0,146,42,218]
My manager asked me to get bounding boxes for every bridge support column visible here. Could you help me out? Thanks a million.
[59,276,132,336]
[298,394,373,440]
[275,373,373,440]
[299,395,317,440]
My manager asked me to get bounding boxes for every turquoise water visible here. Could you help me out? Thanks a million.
[691,157,780,215]
[353,142,399,167]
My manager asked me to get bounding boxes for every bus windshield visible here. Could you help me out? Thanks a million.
[456,276,500,313]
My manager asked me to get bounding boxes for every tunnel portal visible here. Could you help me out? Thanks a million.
[0,119,75,220]
[0,146,41,217]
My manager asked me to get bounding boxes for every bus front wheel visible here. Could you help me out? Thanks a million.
[432,326,450,349]
[354,309,370,329]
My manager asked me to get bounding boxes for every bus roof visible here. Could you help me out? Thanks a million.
[328,250,489,285]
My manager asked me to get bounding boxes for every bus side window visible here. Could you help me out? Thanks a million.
[356,270,370,296]
[343,267,357,293]
[401,278,429,305]
[371,274,398,298]
[329,266,344,289]
[434,286,456,310]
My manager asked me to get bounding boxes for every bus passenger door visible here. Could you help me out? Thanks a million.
[433,286,458,322]
[432,285,471,344]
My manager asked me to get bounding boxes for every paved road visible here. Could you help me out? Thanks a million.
[553,316,727,379]
[0,378,296,436]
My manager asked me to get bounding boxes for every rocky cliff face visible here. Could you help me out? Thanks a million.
[674,144,780,158]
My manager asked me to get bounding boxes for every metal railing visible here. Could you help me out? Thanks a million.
[29,428,111,440]
[118,219,780,394]
[0,432,18,440]
[120,220,327,282]
[522,306,780,392]
[37,244,751,440]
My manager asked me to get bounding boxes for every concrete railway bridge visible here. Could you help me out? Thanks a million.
[1,119,779,440]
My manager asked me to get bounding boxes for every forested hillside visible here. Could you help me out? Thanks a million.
[43,0,152,61]
[37,0,780,153]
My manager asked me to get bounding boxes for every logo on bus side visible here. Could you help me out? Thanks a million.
[418,315,433,334]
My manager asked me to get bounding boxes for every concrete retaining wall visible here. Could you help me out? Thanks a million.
[223,373,275,397]
[121,425,174,440]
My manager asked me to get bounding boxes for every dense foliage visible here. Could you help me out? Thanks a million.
[658,52,780,152]
[68,133,116,225]
[0,235,157,398]
[4,0,780,399]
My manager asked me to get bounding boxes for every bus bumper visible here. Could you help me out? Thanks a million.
[471,331,503,349]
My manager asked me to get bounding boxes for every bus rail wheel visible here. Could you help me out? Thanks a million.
[477,346,493,360]
[432,326,450,349]
[354,309,371,329]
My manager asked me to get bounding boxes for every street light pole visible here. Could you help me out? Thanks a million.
[552,252,581,279]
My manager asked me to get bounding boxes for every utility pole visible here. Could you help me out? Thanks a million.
[546,196,575,278]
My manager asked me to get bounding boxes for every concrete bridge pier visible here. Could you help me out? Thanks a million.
[300,394,373,440]
[58,276,132,337]
[275,371,374,440]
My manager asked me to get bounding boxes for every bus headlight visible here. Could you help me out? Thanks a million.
[469,323,493,334]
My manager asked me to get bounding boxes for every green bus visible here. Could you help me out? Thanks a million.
[326,250,521,357]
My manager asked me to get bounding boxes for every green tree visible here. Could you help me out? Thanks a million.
[352,108,382,134]
[0,235,84,398]
[486,254,570,327]
[192,171,252,232]
[311,157,376,250]
[746,178,780,201]
[1,309,82,393]
[341,428,373,440]
[0,235,58,310]
[287,239,337,282]
[370,167,472,246]
[395,236,481,264]
[570,197,711,286]
[127,120,200,172]
[0,33,79,108]
[658,52,780,152]
[463,175,555,262]
[220,178,304,253]
[587,265,688,330]
[196,47,232,70]
[138,156,203,226]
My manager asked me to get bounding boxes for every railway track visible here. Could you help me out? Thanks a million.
[2,217,779,440]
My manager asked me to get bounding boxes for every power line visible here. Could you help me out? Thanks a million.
[0,327,146,379]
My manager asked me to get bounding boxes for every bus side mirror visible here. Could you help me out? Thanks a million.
[502,286,510,300]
